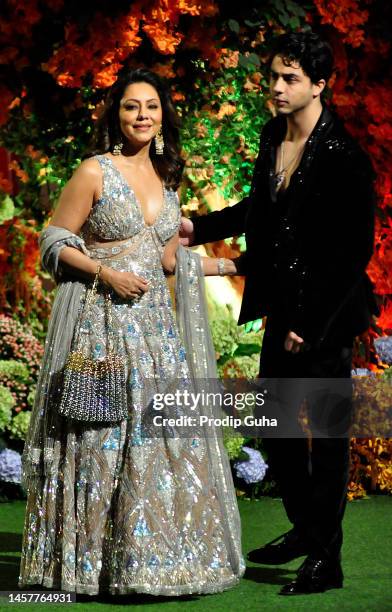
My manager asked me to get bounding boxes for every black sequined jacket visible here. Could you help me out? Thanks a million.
[192,106,378,348]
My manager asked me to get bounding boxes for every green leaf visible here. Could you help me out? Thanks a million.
[0,195,15,223]
[237,450,250,461]
[243,319,263,333]
[278,11,290,26]
[252,319,263,332]
[233,343,261,357]
[239,54,251,69]
[228,19,240,34]
[217,352,237,366]
[248,53,261,66]
[244,19,262,28]
[274,0,285,11]
[289,16,301,29]
[285,0,307,16]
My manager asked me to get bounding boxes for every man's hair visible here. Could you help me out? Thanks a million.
[269,31,334,84]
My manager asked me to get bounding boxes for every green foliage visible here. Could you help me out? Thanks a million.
[0,105,86,220]
[8,410,31,441]
[223,421,260,468]
[0,360,29,383]
[0,385,14,430]
[0,195,15,223]
[267,0,310,27]
[179,0,310,208]
[0,316,44,380]
[181,75,266,204]
[223,429,246,460]
[27,386,36,409]
[0,361,31,414]
[210,302,262,377]
[218,354,260,379]
[210,304,240,359]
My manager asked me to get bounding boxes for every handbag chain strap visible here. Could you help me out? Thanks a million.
[74,263,116,354]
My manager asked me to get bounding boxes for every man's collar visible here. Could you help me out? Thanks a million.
[271,104,334,146]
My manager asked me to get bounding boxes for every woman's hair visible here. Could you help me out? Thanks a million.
[269,31,334,84]
[84,68,184,190]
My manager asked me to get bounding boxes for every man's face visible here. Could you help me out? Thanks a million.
[269,54,319,115]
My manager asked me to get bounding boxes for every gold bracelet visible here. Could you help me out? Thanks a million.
[95,263,102,281]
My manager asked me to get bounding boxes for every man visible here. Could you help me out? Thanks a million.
[180,31,377,595]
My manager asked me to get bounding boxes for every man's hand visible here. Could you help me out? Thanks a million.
[284,331,304,353]
[179,216,195,246]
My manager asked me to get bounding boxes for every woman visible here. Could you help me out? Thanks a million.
[18,68,244,596]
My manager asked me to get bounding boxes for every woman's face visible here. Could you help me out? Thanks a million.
[118,81,163,149]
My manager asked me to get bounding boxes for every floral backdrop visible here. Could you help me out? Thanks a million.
[0,0,391,500]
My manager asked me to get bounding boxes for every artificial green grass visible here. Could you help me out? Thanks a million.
[0,496,391,611]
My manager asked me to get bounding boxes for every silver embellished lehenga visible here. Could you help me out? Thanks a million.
[18,155,245,596]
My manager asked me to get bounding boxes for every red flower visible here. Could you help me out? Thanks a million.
[314,0,369,47]
[376,302,392,335]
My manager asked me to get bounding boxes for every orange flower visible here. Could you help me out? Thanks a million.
[93,63,123,88]
[221,49,239,69]
[0,175,12,194]
[153,62,176,79]
[43,9,142,88]
[8,160,29,184]
[178,0,218,17]
[171,90,186,102]
[0,86,14,126]
[243,77,261,93]
[91,100,105,122]
[195,122,208,138]
[8,96,20,110]
[57,72,81,88]
[25,145,41,160]
[177,0,202,16]
[143,22,183,55]
[217,102,236,119]
[23,234,40,276]
[314,0,369,47]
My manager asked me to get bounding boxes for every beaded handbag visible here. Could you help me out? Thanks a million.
[58,266,128,422]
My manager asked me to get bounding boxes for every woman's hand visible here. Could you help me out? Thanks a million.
[100,266,149,299]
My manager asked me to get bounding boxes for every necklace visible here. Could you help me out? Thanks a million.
[274,141,305,191]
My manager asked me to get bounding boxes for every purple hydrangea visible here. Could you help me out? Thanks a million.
[0,448,22,484]
[234,447,268,484]
[374,336,392,365]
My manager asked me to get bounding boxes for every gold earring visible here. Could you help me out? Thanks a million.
[113,142,123,156]
[155,127,164,155]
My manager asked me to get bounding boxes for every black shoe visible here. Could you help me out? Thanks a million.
[247,529,308,565]
[279,557,344,595]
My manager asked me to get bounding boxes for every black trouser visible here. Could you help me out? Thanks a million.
[259,316,353,561]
